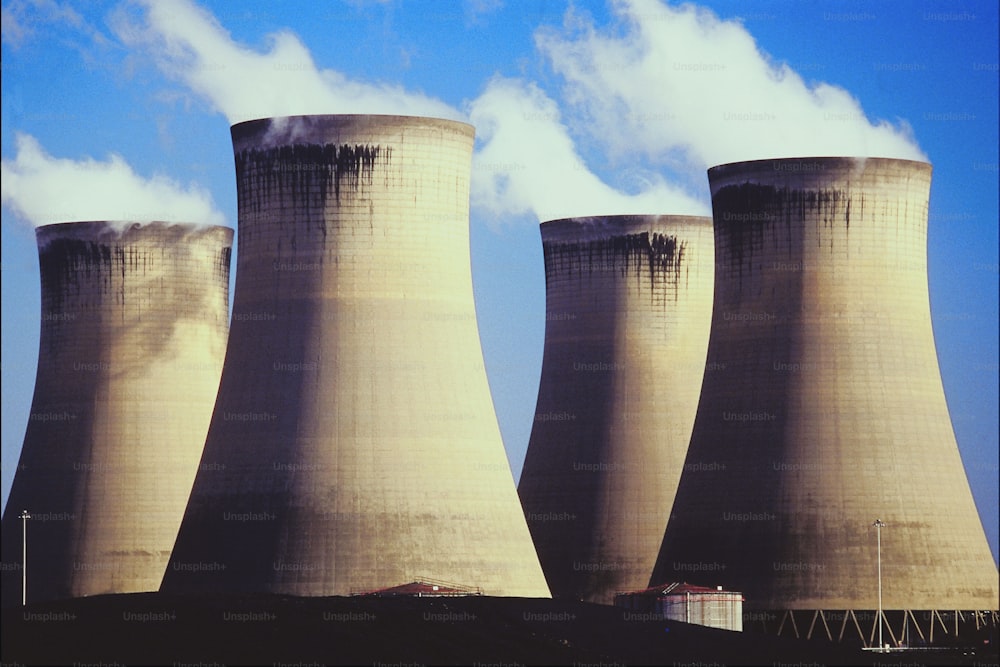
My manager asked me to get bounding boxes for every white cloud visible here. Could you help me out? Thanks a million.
[110,0,460,124]
[464,0,505,25]
[111,0,707,224]
[1,4,31,48]
[1,0,109,50]
[1,133,226,228]
[536,0,926,167]
[101,0,927,227]
[468,76,708,224]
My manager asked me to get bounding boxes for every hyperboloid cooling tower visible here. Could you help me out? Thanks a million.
[518,215,715,603]
[650,157,999,640]
[0,221,232,607]
[160,114,549,597]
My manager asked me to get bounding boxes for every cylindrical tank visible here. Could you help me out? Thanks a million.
[658,585,744,632]
[161,114,550,597]
[0,221,232,606]
[651,158,999,614]
[518,215,715,603]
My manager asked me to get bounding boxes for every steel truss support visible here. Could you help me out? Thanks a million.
[745,608,998,648]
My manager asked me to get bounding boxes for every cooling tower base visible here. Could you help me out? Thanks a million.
[746,608,999,649]
[2,591,913,666]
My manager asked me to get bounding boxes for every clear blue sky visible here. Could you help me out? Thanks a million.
[2,0,997,563]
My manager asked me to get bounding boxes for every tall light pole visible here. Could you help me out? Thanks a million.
[19,509,30,606]
[873,518,886,650]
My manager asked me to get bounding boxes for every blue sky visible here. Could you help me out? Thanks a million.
[2,0,997,562]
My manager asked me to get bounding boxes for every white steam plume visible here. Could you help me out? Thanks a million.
[1,133,226,228]
[469,76,708,223]
[112,0,705,223]
[111,0,460,124]
[536,0,926,167]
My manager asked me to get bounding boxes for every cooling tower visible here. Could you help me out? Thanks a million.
[650,158,999,640]
[518,215,715,603]
[160,114,549,598]
[0,221,232,607]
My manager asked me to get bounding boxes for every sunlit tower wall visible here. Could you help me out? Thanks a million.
[518,215,715,603]
[651,158,999,642]
[161,115,549,598]
[0,221,232,607]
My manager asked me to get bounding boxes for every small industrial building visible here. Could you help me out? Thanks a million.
[614,582,743,631]
[354,580,483,597]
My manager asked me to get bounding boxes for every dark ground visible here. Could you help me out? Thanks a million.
[2,592,995,666]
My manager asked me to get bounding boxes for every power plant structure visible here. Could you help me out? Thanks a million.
[0,221,232,607]
[614,582,744,632]
[518,215,715,603]
[160,114,550,598]
[650,157,1000,646]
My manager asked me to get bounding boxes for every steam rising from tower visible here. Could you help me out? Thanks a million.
[519,215,714,603]
[0,221,232,607]
[651,158,999,623]
[161,115,549,597]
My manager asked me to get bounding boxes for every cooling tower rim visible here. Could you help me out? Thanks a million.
[230,112,472,126]
[35,221,234,248]
[541,214,713,224]
[708,156,931,172]
[231,114,474,150]
[707,157,933,196]
[708,156,931,179]
[540,214,712,242]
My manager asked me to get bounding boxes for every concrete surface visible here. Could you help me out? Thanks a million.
[162,115,549,598]
[651,157,999,613]
[0,221,232,606]
[519,215,714,603]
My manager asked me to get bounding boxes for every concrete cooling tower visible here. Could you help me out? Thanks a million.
[0,221,232,607]
[518,215,715,603]
[160,114,549,598]
[650,158,999,644]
